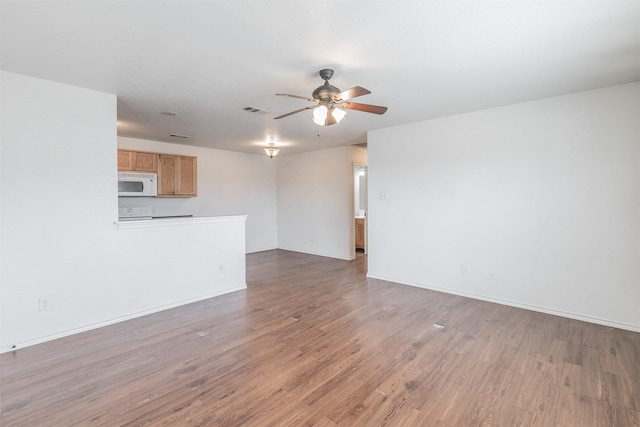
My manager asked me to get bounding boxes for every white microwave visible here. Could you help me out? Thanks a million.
[118,172,157,197]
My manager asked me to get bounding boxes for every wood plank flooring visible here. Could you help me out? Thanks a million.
[1,249,639,426]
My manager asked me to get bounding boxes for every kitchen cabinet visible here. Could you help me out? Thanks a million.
[355,218,365,250]
[117,150,133,170]
[118,150,158,172]
[157,154,197,197]
[117,148,197,197]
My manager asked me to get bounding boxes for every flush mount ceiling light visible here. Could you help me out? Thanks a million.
[275,69,387,126]
[264,142,280,159]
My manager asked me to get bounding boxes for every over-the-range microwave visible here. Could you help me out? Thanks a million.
[118,172,157,197]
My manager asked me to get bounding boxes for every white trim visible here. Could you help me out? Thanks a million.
[246,245,278,254]
[276,246,354,261]
[0,284,247,354]
[366,273,640,333]
[115,215,248,229]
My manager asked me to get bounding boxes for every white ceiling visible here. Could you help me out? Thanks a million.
[2,1,639,156]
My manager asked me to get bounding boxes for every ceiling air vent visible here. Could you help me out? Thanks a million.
[243,106,268,113]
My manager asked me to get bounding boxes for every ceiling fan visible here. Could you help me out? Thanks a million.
[274,69,388,126]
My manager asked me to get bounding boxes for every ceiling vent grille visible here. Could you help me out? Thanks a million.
[243,106,268,113]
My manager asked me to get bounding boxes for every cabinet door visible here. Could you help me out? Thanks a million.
[153,154,197,197]
[117,150,133,171]
[132,152,158,172]
[355,219,365,249]
[177,156,197,196]
[157,155,177,195]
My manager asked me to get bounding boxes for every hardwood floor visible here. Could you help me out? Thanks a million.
[2,249,639,426]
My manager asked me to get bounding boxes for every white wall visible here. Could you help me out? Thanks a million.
[1,72,247,351]
[368,83,640,331]
[277,146,367,260]
[118,137,277,253]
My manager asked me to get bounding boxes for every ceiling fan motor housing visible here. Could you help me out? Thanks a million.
[313,68,340,102]
[312,84,340,102]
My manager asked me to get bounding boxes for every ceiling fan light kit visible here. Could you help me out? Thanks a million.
[275,69,387,126]
[312,105,347,126]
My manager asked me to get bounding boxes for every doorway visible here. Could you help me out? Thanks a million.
[354,165,367,254]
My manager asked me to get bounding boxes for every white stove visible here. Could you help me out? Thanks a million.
[118,206,152,220]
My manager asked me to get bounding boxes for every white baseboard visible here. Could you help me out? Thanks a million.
[0,284,247,354]
[366,273,640,333]
[246,245,278,254]
[276,246,353,261]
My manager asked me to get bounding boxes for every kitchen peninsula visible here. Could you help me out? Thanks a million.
[113,214,247,325]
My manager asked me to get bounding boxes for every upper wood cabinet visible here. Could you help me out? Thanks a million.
[177,156,197,196]
[157,154,197,197]
[118,149,197,197]
[117,150,158,172]
[117,150,133,170]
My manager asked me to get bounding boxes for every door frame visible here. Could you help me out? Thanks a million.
[353,163,368,255]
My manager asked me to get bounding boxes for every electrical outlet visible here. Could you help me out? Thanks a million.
[461,265,470,275]
[489,271,496,280]
[39,297,52,312]
[218,264,225,274]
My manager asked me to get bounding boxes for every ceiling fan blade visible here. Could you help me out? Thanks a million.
[334,86,371,101]
[276,93,315,102]
[273,105,316,120]
[340,102,388,115]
